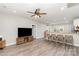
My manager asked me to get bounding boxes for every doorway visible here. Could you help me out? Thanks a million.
[32,25,36,39]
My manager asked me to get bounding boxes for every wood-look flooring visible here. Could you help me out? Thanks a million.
[0,39,79,56]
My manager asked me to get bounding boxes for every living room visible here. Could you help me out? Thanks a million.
[0,2,79,56]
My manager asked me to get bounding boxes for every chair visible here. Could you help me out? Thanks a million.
[51,34,57,41]
[48,35,52,41]
[64,35,73,45]
[57,34,64,43]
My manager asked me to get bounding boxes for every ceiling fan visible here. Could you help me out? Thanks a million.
[27,8,47,18]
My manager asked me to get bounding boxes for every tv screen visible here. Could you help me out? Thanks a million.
[18,28,32,37]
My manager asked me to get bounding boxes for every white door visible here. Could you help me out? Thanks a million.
[32,25,36,39]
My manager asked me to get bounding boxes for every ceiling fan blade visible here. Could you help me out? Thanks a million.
[31,15,35,17]
[39,13,47,15]
[27,11,34,14]
[27,9,47,18]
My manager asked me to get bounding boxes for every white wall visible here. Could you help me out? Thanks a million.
[73,19,79,26]
[35,24,49,38]
[73,18,79,30]
[32,23,49,39]
[0,13,48,46]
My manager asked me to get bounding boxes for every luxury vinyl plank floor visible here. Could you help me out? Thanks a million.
[0,39,79,56]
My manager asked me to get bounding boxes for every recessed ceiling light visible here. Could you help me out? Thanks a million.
[60,6,66,11]
[13,10,16,13]
[64,17,66,19]
[61,7,65,11]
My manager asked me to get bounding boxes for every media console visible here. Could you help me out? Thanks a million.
[16,36,33,45]
[0,40,6,49]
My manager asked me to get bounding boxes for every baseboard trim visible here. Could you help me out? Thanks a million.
[36,37,44,40]
[6,42,16,46]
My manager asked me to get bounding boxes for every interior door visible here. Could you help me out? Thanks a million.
[32,25,36,39]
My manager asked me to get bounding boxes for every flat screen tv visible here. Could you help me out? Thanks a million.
[18,28,32,37]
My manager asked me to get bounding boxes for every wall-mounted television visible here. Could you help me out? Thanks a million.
[18,28,32,37]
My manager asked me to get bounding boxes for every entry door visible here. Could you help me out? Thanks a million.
[32,25,36,39]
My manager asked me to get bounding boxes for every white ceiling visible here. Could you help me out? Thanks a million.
[0,3,79,25]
